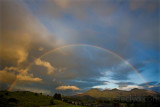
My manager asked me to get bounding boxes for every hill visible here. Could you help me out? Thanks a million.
[0,91,84,107]
[77,88,159,99]
[62,88,160,107]
[0,89,159,107]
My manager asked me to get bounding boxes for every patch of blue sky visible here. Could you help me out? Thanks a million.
[141,64,159,82]
[128,72,146,84]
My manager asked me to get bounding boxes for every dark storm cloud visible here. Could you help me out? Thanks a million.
[110,69,132,80]
[129,0,159,11]
[138,82,160,93]
[32,0,119,19]
[139,81,159,86]
[24,0,159,62]
[24,0,159,61]
[115,82,136,89]
[149,84,160,93]
[116,82,136,86]
[0,0,59,89]
[1,0,53,67]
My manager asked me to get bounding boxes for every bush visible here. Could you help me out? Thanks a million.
[35,93,38,96]
[53,93,62,100]
[50,99,55,105]
[8,98,18,104]
[5,92,9,96]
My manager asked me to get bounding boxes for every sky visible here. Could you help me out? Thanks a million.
[0,0,159,95]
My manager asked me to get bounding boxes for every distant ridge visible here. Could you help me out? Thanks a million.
[77,88,159,98]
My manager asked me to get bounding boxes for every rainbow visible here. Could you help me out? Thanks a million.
[8,44,147,91]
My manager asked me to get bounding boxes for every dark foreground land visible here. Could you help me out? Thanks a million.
[0,91,83,107]
[0,90,160,107]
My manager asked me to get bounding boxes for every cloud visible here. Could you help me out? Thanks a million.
[54,0,70,9]
[115,81,144,91]
[138,82,160,92]
[118,85,143,91]
[0,67,42,85]
[35,58,55,75]
[92,85,108,90]
[56,85,80,90]
[0,68,16,84]
[129,0,159,11]
[0,0,57,67]
[1,0,159,95]
[149,83,160,93]
[107,61,134,80]
[117,82,136,85]
[32,46,145,93]
[13,86,51,95]
[117,81,160,92]
[17,49,29,65]
[35,0,118,20]
[139,81,158,87]
[18,74,42,83]
[39,47,44,51]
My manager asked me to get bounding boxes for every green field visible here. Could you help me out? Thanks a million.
[0,91,84,107]
[42,100,84,107]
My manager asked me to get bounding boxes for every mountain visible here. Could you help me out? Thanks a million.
[77,88,159,99]
[66,88,160,107]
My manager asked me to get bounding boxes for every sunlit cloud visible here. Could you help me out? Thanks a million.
[18,74,42,83]
[38,47,44,51]
[54,0,70,9]
[0,68,16,84]
[92,85,108,90]
[56,85,81,90]
[17,49,28,65]
[35,58,55,75]
[0,67,42,84]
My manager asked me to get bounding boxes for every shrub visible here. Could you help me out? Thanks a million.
[8,98,18,104]
[53,93,62,100]
[50,99,55,105]
[35,93,38,96]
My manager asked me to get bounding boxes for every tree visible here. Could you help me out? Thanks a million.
[35,93,38,96]
[50,98,55,105]
[53,93,62,100]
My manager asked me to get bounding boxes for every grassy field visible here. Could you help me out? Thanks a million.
[0,91,84,107]
[41,100,84,107]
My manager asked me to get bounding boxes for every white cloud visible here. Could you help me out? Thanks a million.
[92,85,108,90]
[56,85,80,90]
[118,85,143,91]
